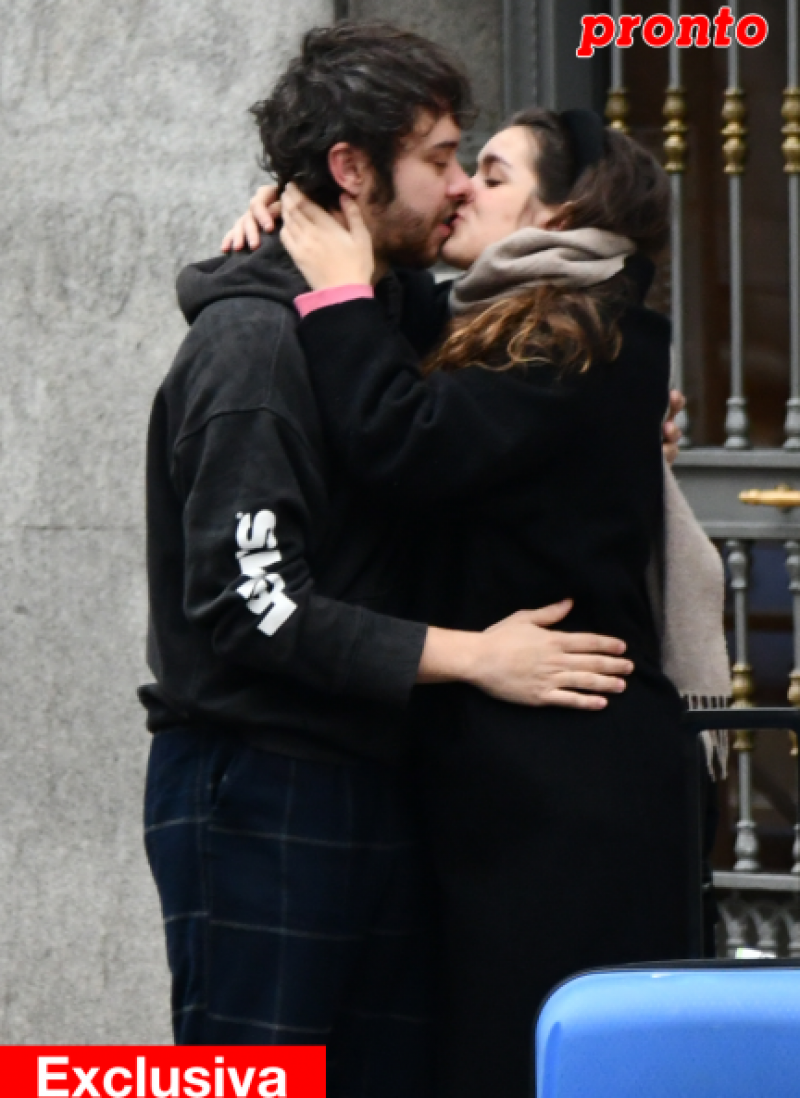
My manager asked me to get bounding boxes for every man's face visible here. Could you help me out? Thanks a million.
[362,113,474,269]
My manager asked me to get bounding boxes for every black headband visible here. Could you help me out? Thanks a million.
[559,109,607,184]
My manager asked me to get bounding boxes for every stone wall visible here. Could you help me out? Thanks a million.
[0,0,330,1044]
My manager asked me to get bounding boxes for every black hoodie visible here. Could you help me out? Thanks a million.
[139,237,448,765]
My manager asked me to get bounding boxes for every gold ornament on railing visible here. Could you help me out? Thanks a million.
[785,540,800,757]
[783,88,800,175]
[789,669,800,708]
[732,662,755,707]
[788,671,800,756]
[663,86,688,173]
[732,661,755,752]
[722,87,748,175]
[740,485,800,509]
[605,87,630,134]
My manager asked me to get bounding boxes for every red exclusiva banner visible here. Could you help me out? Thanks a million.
[0,1047,326,1098]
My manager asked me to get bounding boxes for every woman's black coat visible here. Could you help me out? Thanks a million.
[297,272,691,1098]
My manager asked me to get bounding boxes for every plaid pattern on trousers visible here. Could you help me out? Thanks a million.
[144,727,435,1098]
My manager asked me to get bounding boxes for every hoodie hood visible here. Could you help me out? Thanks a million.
[176,233,309,324]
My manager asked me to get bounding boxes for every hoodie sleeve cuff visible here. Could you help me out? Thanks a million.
[343,613,428,707]
[295,285,374,317]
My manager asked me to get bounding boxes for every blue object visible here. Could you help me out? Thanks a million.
[536,966,800,1098]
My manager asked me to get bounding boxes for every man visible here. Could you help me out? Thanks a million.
[141,22,635,1094]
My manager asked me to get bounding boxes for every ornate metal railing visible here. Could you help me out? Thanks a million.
[711,538,800,957]
[658,0,800,956]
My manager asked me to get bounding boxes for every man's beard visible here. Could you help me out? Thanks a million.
[370,193,455,269]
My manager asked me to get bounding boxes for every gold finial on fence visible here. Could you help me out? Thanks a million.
[789,669,800,708]
[783,88,800,175]
[788,671,800,756]
[732,662,756,751]
[605,87,630,134]
[663,86,688,173]
[722,87,748,175]
[732,662,755,707]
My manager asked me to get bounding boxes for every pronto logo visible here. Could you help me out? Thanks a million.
[577,6,769,56]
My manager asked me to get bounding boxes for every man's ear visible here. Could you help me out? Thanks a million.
[327,143,373,198]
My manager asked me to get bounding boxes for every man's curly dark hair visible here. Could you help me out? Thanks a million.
[250,22,477,209]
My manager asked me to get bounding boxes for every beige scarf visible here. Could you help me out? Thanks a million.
[450,226,636,315]
[650,467,732,774]
[450,226,733,771]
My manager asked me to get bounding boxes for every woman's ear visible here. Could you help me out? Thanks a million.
[327,143,374,198]
[518,192,568,231]
[541,201,572,231]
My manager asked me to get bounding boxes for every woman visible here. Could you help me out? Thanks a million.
[229,109,705,1097]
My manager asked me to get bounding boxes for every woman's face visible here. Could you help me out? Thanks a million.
[441,126,564,270]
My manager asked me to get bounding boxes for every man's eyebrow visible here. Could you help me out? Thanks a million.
[429,140,460,152]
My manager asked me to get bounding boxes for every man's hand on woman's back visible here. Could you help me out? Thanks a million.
[418,600,633,711]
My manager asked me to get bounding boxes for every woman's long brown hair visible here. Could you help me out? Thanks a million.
[424,109,671,377]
